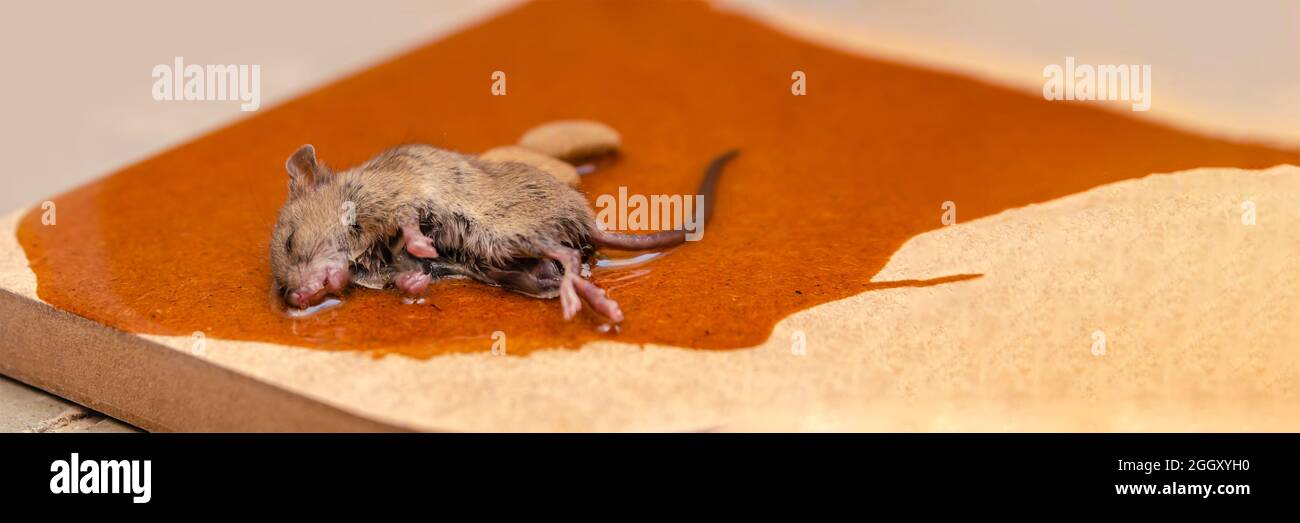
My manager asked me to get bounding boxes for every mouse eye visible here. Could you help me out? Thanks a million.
[283,231,296,254]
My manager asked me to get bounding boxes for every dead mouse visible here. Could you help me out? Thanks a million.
[269,143,738,322]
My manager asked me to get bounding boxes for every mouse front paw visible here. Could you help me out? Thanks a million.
[405,237,439,259]
[399,222,439,259]
[394,270,432,297]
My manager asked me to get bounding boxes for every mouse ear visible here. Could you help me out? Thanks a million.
[285,144,328,196]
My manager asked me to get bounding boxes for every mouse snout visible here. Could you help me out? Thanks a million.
[286,266,350,309]
[288,288,325,308]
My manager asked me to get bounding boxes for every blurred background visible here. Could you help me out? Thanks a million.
[0,0,1295,213]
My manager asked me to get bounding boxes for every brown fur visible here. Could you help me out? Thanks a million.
[271,143,735,321]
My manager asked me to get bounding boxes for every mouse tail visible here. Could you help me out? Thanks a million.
[593,149,739,250]
[697,148,739,225]
[594,229,688,250]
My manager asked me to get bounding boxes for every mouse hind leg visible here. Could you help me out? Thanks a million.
[484,260,561,299]
[542,246,623,322]
[543,247,583,320]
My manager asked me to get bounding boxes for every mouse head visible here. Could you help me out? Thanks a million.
[270,145,363,308]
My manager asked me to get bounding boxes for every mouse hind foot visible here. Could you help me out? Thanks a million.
[572,277,623,323]
[543,247,622,323]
